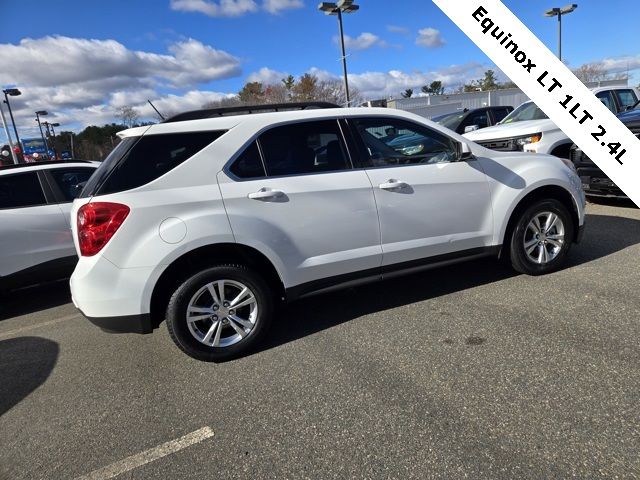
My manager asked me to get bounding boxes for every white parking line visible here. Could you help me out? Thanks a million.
[0,313,81,339]
[75,427,215,480]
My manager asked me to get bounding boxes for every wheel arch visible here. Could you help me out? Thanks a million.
[499,185,580,259]
[149,243,285,329]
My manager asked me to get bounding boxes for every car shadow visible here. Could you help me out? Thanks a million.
[568,213,640,266]
[587,196,638,209]
[0,280,71,322]
[255,212,640,356]
[0,336,59,416]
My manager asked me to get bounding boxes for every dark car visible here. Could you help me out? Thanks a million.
[432,106,514,135]
[570,103,640,198]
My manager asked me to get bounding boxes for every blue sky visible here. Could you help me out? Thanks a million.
[1,0,639,141]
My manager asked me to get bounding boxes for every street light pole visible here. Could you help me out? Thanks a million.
[318,0,360,107]
[0,101,19,164]
[35,110,50,159]
[3,88,22,156]
[544,4,578,62]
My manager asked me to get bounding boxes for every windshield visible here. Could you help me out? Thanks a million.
[500,102,548,124]
[435,112,466,130]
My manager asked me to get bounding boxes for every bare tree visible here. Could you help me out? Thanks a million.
[116,106,139,128]
[573,61,628,84]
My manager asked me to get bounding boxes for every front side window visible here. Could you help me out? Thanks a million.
[48,168,96,202]
[352,117,458,167]
[258,120,350,176]
[0,172,46,209]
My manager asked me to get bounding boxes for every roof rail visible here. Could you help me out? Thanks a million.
[163,102,341,123]
[0,160,93,171]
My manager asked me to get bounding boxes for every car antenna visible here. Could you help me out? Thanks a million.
[148,100,165,121]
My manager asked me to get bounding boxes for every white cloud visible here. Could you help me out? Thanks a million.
[170,0,258,17]
[246,67,289,85]
[416,28,445,48]
[170,0,302,16]
[597,55,640,74]
[0,35,243,138]
[263,0,303,14]
[0,36,241,89]
[387,25,409,35]
[339,33,387,51]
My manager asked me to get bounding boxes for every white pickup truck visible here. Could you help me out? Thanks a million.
[464,86,639,158]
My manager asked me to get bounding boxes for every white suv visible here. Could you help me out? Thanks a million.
[464,86,639,158]
[0,161,97,292]
[70,103,586,361]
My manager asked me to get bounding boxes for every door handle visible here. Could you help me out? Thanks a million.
[379,179,408,190]
[248,188,284,200]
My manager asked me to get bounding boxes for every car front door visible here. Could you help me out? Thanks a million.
[218,119,382,291]
[348,116,494,268]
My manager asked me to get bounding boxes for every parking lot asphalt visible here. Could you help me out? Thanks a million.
[1,199,639,480]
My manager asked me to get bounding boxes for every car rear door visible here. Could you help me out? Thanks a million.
[348,116,494,268]
[0,170,73,278]
[218,119,382,291]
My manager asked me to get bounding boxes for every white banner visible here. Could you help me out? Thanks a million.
[433,0,640,207]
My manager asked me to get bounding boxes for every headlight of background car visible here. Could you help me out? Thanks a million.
[513,133,542,150]
[400,144,424,156]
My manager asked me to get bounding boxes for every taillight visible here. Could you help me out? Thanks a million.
[77,202,130,256]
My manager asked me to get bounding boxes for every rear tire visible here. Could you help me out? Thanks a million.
[509,199,574,275]
[166,264,273,361]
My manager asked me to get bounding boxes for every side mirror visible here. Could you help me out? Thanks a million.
[464,125,480,133]
[458,142,474,161]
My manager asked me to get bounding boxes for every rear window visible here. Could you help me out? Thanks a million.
[81,131,225,197]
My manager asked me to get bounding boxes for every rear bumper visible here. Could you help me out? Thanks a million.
[77,307,153,334]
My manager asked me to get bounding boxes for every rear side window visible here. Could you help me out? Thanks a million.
[0,172,46,209]
[596,91,616,113]
[258,120,350,176]
[229,141,266,179]
[493,108,511,123]
[615,90,638,110]
[84,131,225,197]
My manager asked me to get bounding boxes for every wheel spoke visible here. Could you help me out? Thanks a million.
[532,216,543,234]
[229,287,249,308]
[546,233,564,241]
[544,213,557,233]
[232,295,256,310]
[188,306,212,315]
[202,321,219,344]
[206,283,221,306]
[229,314,253,329]
[216,280,226,304]
[187,314,212,323]
[547,239,563,249]
[526,241,538,255]
[227,317,247,338]
[212,320,223,346]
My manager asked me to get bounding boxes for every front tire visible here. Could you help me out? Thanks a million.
[166,264,274,361]
[509,199,574,275]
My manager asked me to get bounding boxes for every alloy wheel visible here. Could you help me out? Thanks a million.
[186,279,258,348]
